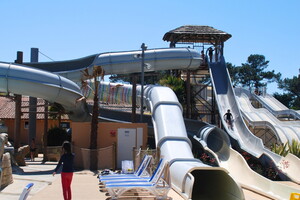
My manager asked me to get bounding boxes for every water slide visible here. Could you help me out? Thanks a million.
[24,48,201,82]
[93,83,300,200]
[0,48,244,200]
[0,62,91,122]
[234,89,300,143]
[190,124,300,200]
[209,56,300,184]
[253,90,300,120]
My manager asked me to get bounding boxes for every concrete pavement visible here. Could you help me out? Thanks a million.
[0,155,58,200]
[0,155,183,200]
[1,154,285,200]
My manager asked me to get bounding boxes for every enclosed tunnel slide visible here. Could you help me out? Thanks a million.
[0,48,244,200]
[24,48,202,82]
[208,56,300,184]
[0,62,91,122]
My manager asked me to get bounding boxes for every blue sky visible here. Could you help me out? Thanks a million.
[1,1,299,93]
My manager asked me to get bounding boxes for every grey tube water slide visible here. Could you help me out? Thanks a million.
[0,48,244,200]
[24,48,202,82]
[209,56,300,184]
[0,62,90,122]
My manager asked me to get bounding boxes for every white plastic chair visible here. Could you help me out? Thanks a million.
[19,183,34,200]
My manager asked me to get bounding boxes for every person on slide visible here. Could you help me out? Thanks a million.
[224,109,234,130]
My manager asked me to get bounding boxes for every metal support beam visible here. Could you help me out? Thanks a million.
[140,43,147,123]
[131,74,137,123]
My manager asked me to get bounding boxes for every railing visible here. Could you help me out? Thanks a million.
[73,144,116,170]
[132,147,160,174]
[235,87,300,120]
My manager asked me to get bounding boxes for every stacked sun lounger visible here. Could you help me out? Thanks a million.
[98,155,171,200]
[99,154,152,184]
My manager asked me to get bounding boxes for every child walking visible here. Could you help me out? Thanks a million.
[30,138,36,161]
[53,141,75,200]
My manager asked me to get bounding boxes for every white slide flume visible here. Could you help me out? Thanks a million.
[143,85,243,200]
[97,82,244,200]
[254,91,300,120]
[209,56,300,184]
[191,124,300,200]
[235,90,300,143]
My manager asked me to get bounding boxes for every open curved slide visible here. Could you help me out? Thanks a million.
[208,56,300,184]
[190,124,300,200]
[254,91,300,120]
[0,48,244,200]
[235,91,300,142]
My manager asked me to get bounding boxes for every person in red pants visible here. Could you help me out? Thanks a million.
[53,141,75,200]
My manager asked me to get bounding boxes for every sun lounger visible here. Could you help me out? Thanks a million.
[99,154,152,183]
[99,158,164,191]
[19,183,34,200]
[103,159,171,200]
[103,158,164,186]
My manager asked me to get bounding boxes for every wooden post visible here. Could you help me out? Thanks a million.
[29,48,38,144]
[42,100,48,162]
[186,70,191,119]
[211,83,216,125]
[90,77,99,170]
[112,142,116,170]
[13,51,23,149]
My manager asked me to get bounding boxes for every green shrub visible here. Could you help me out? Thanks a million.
[288,139,300,158]
[271,142,288,157]
[271,140,300,158]
[47,127,71,146]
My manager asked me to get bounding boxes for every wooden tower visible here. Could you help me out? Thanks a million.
[163,25,231,124]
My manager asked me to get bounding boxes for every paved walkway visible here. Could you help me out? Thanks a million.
[2,155,298,200]
[0,155,183,200]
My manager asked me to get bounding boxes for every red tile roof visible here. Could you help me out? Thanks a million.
[0,96,68,119]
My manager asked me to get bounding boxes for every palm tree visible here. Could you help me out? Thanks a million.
[159,75,186,104]
[81,66,105,170]
[48,102,66,127]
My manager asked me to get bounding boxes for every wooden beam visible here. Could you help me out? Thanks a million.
[14,51,23,149]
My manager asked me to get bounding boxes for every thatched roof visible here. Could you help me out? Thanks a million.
[163,25,232,44]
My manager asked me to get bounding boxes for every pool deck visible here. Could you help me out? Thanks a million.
[0,155,183,200]
[1,154,299,200]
